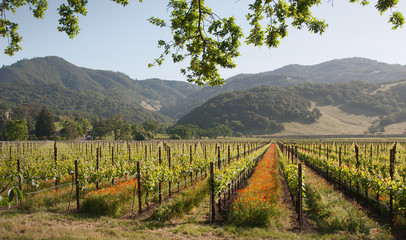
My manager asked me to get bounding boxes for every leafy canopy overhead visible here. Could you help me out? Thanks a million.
[1,0,404,86]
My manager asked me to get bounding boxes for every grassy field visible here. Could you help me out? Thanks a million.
[273,103,379,136]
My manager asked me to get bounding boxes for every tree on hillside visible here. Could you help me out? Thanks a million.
[168,124,203,139]
[12,103,41,132]
[61,119,80,140]
[131,124,151,141]
[60,116,90,140]
[5,119,28,141]
[106,114,132,140]
[142,119,159,138]
[35,106,56,139]
[0,102,11,140]
[91,117,110,139]
[215,124,233,138]
[206,124,233,139]
[1,1,403,85]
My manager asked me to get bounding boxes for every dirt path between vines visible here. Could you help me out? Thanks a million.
[207,144,319,233]
[271,145,318,234]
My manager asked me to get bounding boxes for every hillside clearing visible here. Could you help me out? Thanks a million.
[385,122,406,135]
[373,79,406,94]
[272,104,378,136]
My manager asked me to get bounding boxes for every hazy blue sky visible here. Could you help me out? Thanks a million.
[1,0,405,82]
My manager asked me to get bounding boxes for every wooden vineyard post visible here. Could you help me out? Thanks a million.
[190,145,193,186]
[298,163,303,231]
[364,143,367,155]
[137,161,142,214]
[127,143,131,163]
[355,144,359,203]
[217,146,222,214]
[54,141,58,190]
[228,145,231,165]
[74,160,80,211]
[365,145,369,208]
[326,145,329,179]
[144,144,148,162]
[389,143,396,225]
[130,145,135,217]
[319,144,321,157]
[290,146,293,163]
[99,146,102,164]
[338,147,342,189]
[217,146,221,170]
[159,147,162,204]
[96,147,99,189]
[295,146,298,162]
[111,146,115,185]
[168,147,172,198]
[210,162,215,223]
[335,143,337,155]
[17,157,21,190]
[9,146,12,163]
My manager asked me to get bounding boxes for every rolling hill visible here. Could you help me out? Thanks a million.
[165,57,406,118]
[1,56,406,135]
[177,81,406,135]
[0,56,201,123]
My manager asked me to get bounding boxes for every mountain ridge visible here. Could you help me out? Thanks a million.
[2,56,406,127]
[164,57,406,118]
[0,56,201,123]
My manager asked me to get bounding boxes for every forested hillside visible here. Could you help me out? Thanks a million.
[178,86,322,134]
[178,81,406,134]
[165,58,406,118]
[1,56,406,135]
[0,56,201,123]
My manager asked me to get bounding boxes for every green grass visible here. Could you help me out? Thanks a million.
[148,179,209,223]
[155,133,170,139]
[303,167,392,239]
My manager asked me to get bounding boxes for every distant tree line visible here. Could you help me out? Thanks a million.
[167,124,233,139]
[0,102,234,141]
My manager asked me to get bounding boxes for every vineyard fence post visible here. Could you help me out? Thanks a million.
[298,163,303,231]
[210,162,215,223]
[74,159,80,211]
[137,161,142,214]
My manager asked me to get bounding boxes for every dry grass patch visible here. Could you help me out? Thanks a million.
[273,104,378,136]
